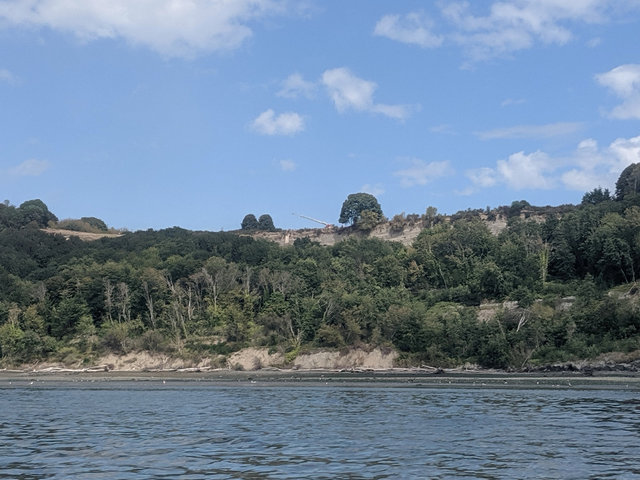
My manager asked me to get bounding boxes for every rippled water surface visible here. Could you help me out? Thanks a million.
[1,381,640,479]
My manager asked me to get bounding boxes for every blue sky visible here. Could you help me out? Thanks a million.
[1,0,640,231]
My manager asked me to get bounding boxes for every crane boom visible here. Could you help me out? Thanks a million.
[292,213,333,227]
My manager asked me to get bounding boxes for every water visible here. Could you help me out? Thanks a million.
[1,380,640,479]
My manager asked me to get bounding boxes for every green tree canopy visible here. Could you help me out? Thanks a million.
[258,214,276,231]
[18,199,58,227]
[241,214,259,230]
[3,192,640,370]
[582,187,611,205]
[615,163,640,200]
[357,210,382,231]
[80,217,108,231]
[339,193,383,225]
[508,200,530,218]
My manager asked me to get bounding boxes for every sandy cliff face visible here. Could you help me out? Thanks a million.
[227,347,397,371]
[250,218,510,247]
[293,348,397,370]
[18,347,396,372]
[83,347,398,372]
[250,223,429,247]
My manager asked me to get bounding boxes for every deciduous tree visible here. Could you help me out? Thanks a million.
[339,193,383,225]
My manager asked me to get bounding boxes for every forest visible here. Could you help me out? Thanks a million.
[1,163,640,370]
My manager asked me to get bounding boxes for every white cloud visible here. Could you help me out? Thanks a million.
[596,64,640,119]
[596,64,640,97]
[467,134,640,192]
[476,122,583,140]
[279,159,297,171]
[561,168,604,191]
[466,151,556,191]
[373,12,443,48]
[496,151,555,189]
[378,2,640,63]
[466,167,497,188]
[609,135,640,171]
[568,138,602,171]
[321,67,411,120]
[251,109,304,136]
[442,0,616,62]
[277,73,316,99]
[322,68,376,113]
[466,151,555,191]
[7,158,50,176]
[0,0,289,57]
[562,135,640,190]
[361,183,385,196]
[393,159,452,187]
[0,68,17,84]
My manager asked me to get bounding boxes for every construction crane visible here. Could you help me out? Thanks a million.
[292,213,333,228]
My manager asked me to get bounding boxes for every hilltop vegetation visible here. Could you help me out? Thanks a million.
[1,166,640,370]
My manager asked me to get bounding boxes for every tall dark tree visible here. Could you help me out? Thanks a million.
[508,200,530,218]
[615,163,640,200]
[0,202,18,229]
[241,214,259,230]
[582,187,611,205]
[258,214,276,231]
[339,193,383,225]
[81,217,108,231]
[18,199,58,227]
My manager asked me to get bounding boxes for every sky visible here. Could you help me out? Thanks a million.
[1,0,640,232]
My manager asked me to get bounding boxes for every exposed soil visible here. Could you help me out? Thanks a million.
[42,228,123,241]
[219,347,397,371]
[7,348,640,376]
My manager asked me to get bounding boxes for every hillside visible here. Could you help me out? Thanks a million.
[1,179,640,372]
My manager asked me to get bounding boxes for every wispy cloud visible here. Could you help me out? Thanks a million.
[587,37,602,48]
[279,159,297,172]
[373,12,443,48]
[393,159,452,187]
[361,183,385,196]
[276,68,416,123]
[0,68,17,84]
[277,73,316,99]
[563,136,640,190]
[476,122,583,140]
[596,64,640,119]
[321,67,411,120]
[500,98,526,107]
[429,124,457,135]
[6,158,50,177]
[375,2,640,63]
[0,0,292,58]
[465,167,498,188]
[466,134,640,192]
[251,109,305,136]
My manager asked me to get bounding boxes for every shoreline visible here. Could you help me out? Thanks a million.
[2,367,639,390]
